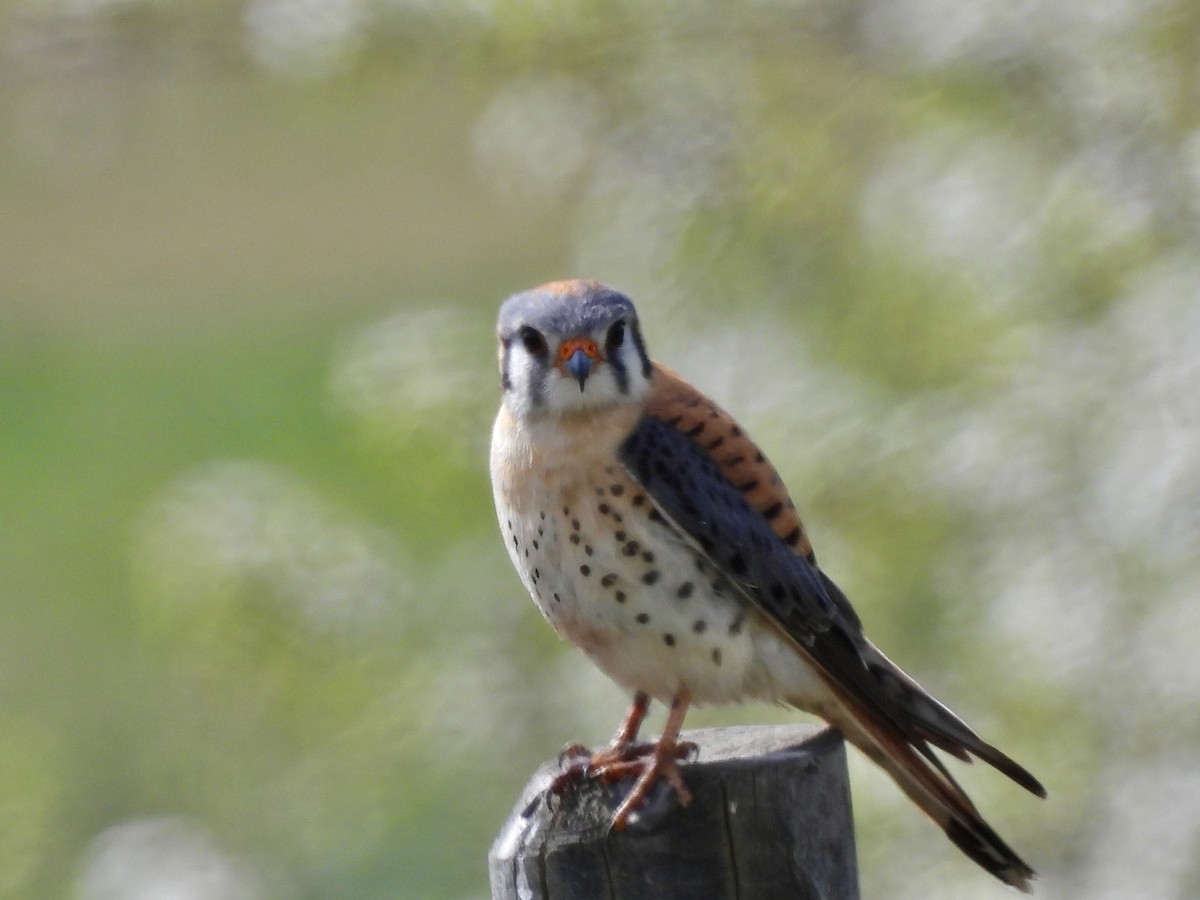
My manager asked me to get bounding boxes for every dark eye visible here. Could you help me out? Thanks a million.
[519,326,547,355]
[606,320,626,351]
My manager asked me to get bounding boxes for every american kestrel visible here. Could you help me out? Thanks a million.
[489,280,1045,890]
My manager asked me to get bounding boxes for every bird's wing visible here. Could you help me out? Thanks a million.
[619,364,1045,890]
[620,364,863,645]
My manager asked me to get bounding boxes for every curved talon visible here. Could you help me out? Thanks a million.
[550,760,590,795]
[551,739,657,793]
[557,742,592,765]
[549,691,695,831]
[551,691,653,794]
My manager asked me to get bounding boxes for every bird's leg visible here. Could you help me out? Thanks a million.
[559,690,651,765]
[586,690,696,769]
[610,689,651,749]
[608,690,694,830]
[554,692,654,792]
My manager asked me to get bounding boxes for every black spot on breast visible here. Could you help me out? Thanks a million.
[677,582,694,599]
[706,435,726,451]
[532,540,539,550]
[601,573,618,587]
[615,591,627,603]
[730,425,742,437]
[584,545,593,556]
[729,612,745,635]
[569,534,581,545]
[663,633,676,647]
[615,530,627,542]
[580,565,591,576]
[598,503,611,515]
[642,570,660,586]
[610,484,624,496]
[622,541,640,557]
[554,593,562,603]
[641,550,655,564]
[636,612,650,624]
[762,501,784,520]
[571,519,581,531]
[784,526,803,546]
[692,620,706,633]
[712,648,723,666]
[684,421,705,438]
[632,494,646,507]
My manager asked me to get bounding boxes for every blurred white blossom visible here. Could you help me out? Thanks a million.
[77,817,269,900]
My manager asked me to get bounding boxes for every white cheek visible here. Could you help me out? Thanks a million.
[503,351,540,419]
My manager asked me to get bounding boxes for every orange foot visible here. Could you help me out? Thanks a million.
[607,736,695,830]
[551,691,695,829]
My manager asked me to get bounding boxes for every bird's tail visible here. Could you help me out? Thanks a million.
[789,646,1046,891]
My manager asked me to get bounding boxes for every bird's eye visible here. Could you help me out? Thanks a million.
[519,326,547,355]
[606,320,626,351]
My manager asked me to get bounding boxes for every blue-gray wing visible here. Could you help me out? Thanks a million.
[618,408,861,642]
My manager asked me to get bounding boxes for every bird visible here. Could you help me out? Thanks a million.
[489,279,1046,890]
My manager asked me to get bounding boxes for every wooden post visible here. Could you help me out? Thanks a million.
[489,724,858,900]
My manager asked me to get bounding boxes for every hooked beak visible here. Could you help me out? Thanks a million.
[557,337,601,391]
[564,349,592,390]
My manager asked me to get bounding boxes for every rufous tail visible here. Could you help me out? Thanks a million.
[791,647,1045,891]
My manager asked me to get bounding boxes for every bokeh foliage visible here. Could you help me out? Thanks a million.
[2,1,1198,898]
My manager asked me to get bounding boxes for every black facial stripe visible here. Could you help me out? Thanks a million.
[500,336,513,391]
[609,346,630,394]
[630,322,652,378]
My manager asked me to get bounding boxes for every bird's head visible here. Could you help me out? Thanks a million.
[496,280,654,420]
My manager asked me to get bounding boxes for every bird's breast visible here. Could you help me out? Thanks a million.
[490,404,783,705]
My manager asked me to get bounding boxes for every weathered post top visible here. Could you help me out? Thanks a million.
[489,724,858,900]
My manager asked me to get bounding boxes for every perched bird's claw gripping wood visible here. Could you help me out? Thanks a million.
[490,280,1046,891]
[550,690,697,828]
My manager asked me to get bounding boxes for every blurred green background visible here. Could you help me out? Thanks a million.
[2,1,1198,898]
